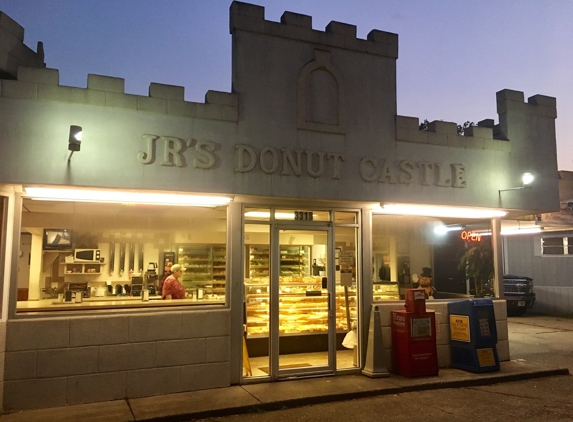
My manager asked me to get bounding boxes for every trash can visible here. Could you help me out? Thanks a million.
[448,299,500,373]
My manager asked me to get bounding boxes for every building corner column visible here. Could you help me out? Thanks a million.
[491,218,504,298]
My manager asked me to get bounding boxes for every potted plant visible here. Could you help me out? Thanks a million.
[458,241,494,297]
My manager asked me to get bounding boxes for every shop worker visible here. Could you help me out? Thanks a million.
[161,264,185,299]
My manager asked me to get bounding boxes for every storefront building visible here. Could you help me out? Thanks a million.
[0,2,560,410]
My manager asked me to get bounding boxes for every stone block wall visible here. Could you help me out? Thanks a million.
[3,309,230,411]
[374,299,509,371]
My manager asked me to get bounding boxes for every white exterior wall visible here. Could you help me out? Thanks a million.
[0,3,560,212]
[505,234,573,314]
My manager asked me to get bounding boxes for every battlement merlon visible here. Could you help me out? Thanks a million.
[0,12,45,79]
[497,89,557,119]
[229,1,398,59]
[496,89,557,141]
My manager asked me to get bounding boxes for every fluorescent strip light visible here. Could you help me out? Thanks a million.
[25,187,232,207]
[244,211,296,219]
[434,225,463,235]
[501,227,542,236]
[245,211,270,218]
[374,204,507,219]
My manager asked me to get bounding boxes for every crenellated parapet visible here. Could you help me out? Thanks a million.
[0,66,238,122]
[396,115,510,152]
[0,12,45,79]
[396,89,557,151]
[230,1,398,59]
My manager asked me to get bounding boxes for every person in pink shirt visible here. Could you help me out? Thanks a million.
[161,264,186,299]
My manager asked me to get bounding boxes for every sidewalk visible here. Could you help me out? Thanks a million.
[0,360,569,422]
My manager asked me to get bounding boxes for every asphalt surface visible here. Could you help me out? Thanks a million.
[189,314,573,422]
[194,376,573,422]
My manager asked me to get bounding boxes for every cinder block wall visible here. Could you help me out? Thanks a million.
[0,322,6,409]
[375,299,509,371]
[3,309,230,411]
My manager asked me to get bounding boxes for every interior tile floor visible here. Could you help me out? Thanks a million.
[245,349,357,378]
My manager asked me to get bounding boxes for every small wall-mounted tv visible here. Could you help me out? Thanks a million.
[43,228,73,251]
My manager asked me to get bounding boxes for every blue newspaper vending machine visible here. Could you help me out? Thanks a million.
[447,299,500,373]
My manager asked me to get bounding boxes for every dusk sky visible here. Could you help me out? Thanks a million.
[2,0,572,170]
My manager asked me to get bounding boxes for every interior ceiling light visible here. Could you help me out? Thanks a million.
[501,227,542,236]
[24,187,232,207]
[374,203,507,219]
[434,225,463,235]
[245,211,296,219]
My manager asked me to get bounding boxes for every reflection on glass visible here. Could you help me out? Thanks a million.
[243,224,271,378]
[335,225,359,370]
[278,229,328,368]
[244,207,271,221]
[334,211,357,224]
[372,214,492,300]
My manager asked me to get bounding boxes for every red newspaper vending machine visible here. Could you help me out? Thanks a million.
[391,289,438,377]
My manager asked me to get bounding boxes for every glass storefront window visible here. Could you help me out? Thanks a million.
[274,209,330,222]
[334,211,357,224]
[244,207,271,221]
[17,197,228,313]
[372,214,492,301]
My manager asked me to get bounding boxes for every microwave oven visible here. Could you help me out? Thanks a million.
[74,249,101,262]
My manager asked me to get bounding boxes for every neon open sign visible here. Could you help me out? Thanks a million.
[460,231,482,242]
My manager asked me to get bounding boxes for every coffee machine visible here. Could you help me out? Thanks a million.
[145,263,158,295]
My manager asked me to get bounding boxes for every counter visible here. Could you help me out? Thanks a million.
[16,295,225,313]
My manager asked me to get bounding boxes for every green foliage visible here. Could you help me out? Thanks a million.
[457,121,475,135]
[458,241,494,297]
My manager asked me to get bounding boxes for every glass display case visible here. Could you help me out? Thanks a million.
[373,282,399,301]
[176,244,226,298]
[246,245,311,279]
[248,245,270,278]
[244,277,356,338]
[280,245,310,277]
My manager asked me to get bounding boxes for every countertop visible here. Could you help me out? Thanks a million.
[16,295,224,312]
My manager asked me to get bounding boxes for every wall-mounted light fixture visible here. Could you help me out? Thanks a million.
[499,172,534,195]
[68,125,82,161]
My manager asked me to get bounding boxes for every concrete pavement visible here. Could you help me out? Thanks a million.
[0,360,568,422]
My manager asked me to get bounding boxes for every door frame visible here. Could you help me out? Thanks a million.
[269,221,336,379]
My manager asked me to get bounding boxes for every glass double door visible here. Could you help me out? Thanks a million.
[269,224,335,379]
